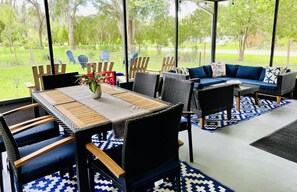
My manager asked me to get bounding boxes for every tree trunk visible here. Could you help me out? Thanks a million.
[157,45,162,55]
[68,16,75,50]
[286,39,291,65]
[128,17,135,54]
[13,45,18,64]
[38,25,43,49]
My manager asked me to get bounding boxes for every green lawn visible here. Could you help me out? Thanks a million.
[0,46,296,101]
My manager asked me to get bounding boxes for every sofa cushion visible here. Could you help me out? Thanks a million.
[203,65,212,78]
[236,66,262,80]
[259,68,266,81]
[211,62,226,77]
[226,64,239,77]
[188,66,207,78]
[232,78,277,90]
[199,78,225,88]
[263,67,287,84]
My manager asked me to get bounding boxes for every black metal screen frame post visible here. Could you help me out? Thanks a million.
[211,1,218,63]
[44,0,55,75]
[174,0,179,68]
[123,0,129,82]
[269,0,279,67]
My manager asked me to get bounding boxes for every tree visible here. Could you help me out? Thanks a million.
[219,0,273,61]
[52,0,88,50]
[92,0,170,54]
[25,0,45,49]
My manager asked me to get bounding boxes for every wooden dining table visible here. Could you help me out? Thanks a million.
[31,83,169,191]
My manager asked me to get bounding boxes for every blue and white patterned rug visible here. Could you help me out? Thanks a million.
[24,133,233,192]
[191,96,290,132]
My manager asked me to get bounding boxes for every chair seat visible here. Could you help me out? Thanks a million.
[92,145,180,190]
[179,117,188,132]
[0,121,59,152]
[18,135,75,183]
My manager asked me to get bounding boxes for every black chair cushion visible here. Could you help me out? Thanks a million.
[92,145,180,190]
[0,122,59,152]
[18,135,75,183]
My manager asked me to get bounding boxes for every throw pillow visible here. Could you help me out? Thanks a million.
[176,67,189,75]
[188,66,207,78]
[211,62,226,77]
[263,67,287,84]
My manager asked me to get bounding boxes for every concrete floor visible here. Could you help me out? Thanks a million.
[2,99,297,192]
[178,99,297,192]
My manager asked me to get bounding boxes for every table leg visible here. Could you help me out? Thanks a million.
[75,132,91,192]
[235,96,240,111]
[254,92,259,106]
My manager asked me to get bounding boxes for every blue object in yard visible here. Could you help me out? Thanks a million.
[66,50,77,64]
[100,50,110,61]
[47,55,62,65]
[122,52,138,65]
[78,55,88,69]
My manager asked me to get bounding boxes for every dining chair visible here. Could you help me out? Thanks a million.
[132,72,160,98]
[24,64,67,93]
[86,103,183,192]
[0,114,75,192]
[0,103,62,192]
[78,54,89,69]
[161,77,195,162]
[42,72,79,90]
[86,61,114,74]
[194,84,234,128]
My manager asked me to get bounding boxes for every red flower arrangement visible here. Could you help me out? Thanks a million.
[76,72,106,93]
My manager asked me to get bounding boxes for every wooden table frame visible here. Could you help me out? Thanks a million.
[234,84,260,111]
[31,84,168,192]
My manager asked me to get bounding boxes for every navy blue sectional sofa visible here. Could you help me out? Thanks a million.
[162,64,297,104]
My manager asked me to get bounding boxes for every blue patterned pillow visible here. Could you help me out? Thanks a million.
[263,67,287,84]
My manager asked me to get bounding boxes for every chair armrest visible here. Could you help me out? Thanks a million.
[86,143,125,178]
[188,78,200,83]
[146,69,161,73]
[10,117,55,135]
[9,115,51,131]
[1,103,40,116]
[276,71,297,95]
[24,82,36,93]
[162,71,189,80]
[182,111,194,115]
[178,139,184,147]
[14,136,74,168]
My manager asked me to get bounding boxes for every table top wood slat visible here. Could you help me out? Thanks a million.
[114,92,167,110]
[39,90,75,105]
[55,102,109,129]
[101,84,126,95]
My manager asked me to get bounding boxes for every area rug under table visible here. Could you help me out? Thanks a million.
[23,133,233,192]
[191,96,290,132]
[250,119,297,163]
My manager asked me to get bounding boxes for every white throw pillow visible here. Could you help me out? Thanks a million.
[176,67,189,75]
[263,66,287,84]
[211,62,226,77]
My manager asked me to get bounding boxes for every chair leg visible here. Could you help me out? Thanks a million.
[87,167,95,191]
[187,127,194,162]
[0,153,3,192]
[8,164,15,192]
[199,117,205,129]
[227,109,232,120]
[276,96,281,104]
[176,171,181,192]
[289,92,294,99]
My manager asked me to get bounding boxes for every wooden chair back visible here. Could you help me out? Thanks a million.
[86,61,114,73]
[32,64,66,91]
[161,57,175,72]
[129,57,150,79]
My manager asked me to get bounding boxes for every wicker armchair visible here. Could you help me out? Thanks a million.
[86,103,183,192]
